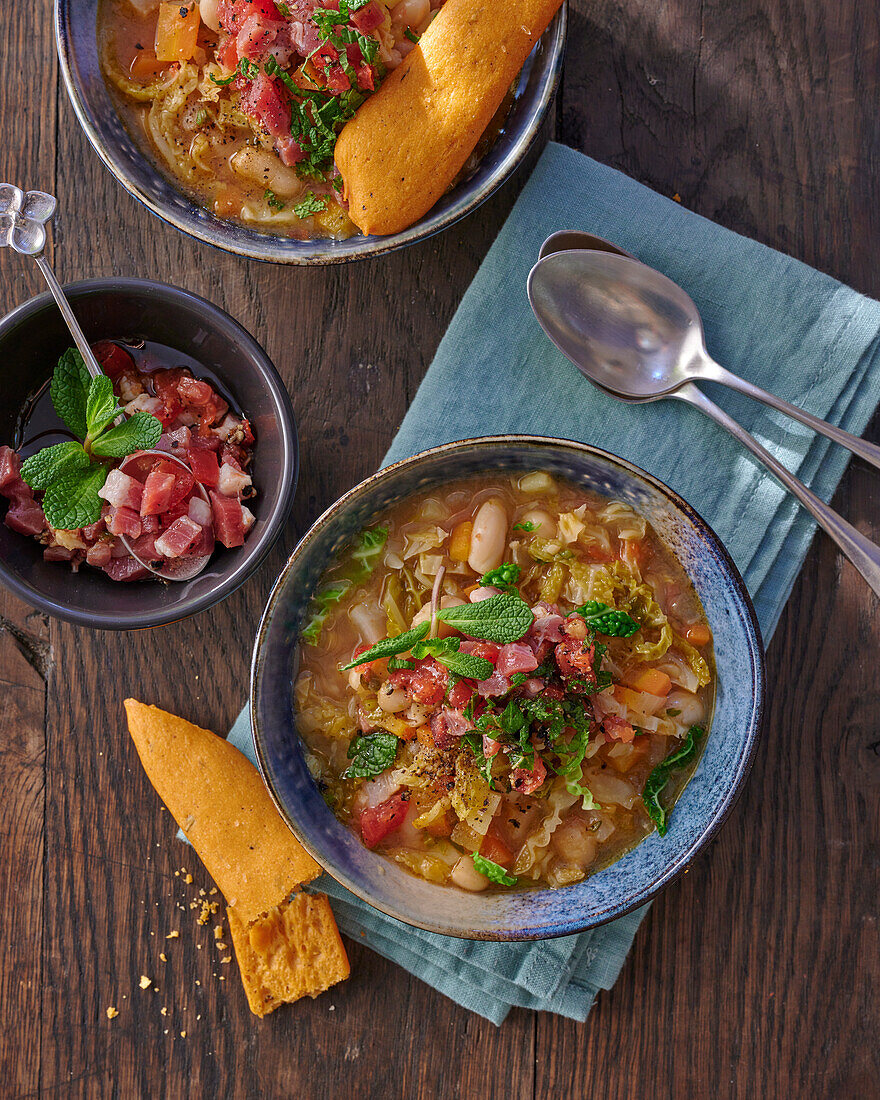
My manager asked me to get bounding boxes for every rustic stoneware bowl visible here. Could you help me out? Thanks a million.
[251,436,764,940]
[0,279,297,629]
[56,1,567,264]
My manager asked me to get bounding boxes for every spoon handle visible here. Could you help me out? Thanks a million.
[33,254,103,380]
[704,360,880,472]
[673,382,880,599]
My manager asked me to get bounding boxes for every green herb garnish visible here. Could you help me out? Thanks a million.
[275,1,291,14]
[194,107,208,126]
[472,853,517,886]
[409,636,494,681]
[479,562,521,591]
[341,622,430,669]
[404,27,420,43]
[350,525,387,579]
[265,189,285,211]
[300,580,351,645]
[342,731,399,779]
[435,591,534,643]
[21,349,161,529]
[642,725,705,836]
[387,657,415,671]
[513,520,538,532]
[293,192,328,218]
[575,600,640,637]
[209,57,259,86]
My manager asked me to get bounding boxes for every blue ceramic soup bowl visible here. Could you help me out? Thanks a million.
[251,436,764,940]
[56,1,566,265]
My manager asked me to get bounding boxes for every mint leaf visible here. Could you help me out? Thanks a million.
[85,374,121,438]
[436,650,494,681]
[479,562,521,590]
[301,580,351,646]
[576,600,640,637]
[20,441,89,491]
[50,348,91,439]
[41,463,108,530]
[643,725,705,836]
[350,525,387,581]
[472,853,517,886]
[342,731,399,779]
[340,622,429,669]
[436,591,534,643]
[89,411,163,458]
[293,192,328,219]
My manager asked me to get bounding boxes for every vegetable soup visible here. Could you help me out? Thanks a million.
[295,472,715,892]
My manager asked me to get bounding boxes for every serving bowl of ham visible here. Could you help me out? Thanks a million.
[0,279,296,628]
[251,436,764,939]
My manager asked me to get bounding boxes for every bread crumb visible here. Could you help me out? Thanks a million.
[166,931,179,939]
[180,1031,187,1038]
[139,976,152,990]
[209,887,217,895]
[160,1007,167,1016]
[159,953,167,962]
[213,926,223,940]
[221,956,231,964]
[185,874,193,884]
[106,1006,119,1019]
[199,888,206,897]
[216,943,227,951]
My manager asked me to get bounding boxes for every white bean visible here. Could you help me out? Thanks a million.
[391,0,430,28]
[468,586,500,603]
[468,498,508,574]
[199,0,221,32]
[349,603,386,644]
[377,681,410,713]
[229,147,302,198]
[519,508,557,539]
[665,689,705,726]
[449,855,489,892]
[551,819,598,869]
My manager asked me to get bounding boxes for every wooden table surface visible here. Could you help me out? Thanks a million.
[2,2,879,1097]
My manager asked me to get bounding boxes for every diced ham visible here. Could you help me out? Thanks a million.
[86,542,113,568]
[351,1,384,32]
[495,643,539,677]
[140,470,176,516]
[388,657,448,706]
[276,136,306,167]
[103,557,150,582]
[43,546,77,562]
[217,461,252,497]
[188,496,212,527]
[477,669,510,698]
[123,393,163,417]
[106,506,143,540]
[129,532,160,561]
[187,522,215,558]
[210,491,248,547]
[0,446,25,496]
[4,498,46,537]
[177,377,214,407]
[428,706,470,749]
[483,735,502,758]
[187,448,220,488]
[99,469,143,512]
[141,513,161,535]
[238,71,290,137]
[157,426,193,454]
[322,63,350,94]
[155,515,202,558]
[81,519,106,541]
[236,11,279,58]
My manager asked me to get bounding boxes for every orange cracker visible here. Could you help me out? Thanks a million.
[124,699,321,923]
[227,894,350,1017]
[335,0,565,236]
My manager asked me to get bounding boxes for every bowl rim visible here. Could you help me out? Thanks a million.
[0,276,298,629]
[250,434,765,939]
[54,0,567,265]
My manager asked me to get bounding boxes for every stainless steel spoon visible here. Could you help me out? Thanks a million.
[528,243,880,598]
[0,183,211,582]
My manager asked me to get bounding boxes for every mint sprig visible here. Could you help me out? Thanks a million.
[20,347,163,530]
[341,622,430,669]
[435,591,534,643]
[410,637,494,681]
[342,731,399,779]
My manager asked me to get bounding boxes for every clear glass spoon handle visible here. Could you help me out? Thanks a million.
[32,253,104,380]
[673,382,880,599]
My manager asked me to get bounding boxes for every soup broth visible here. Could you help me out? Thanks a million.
[295,472,715,892]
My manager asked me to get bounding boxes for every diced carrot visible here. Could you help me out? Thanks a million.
[213,186,242,218]
[626,668,672,697]
[155,1,200,63]
[479,827,513,868]
[606,740,649,774]
[423,809,454,837]
[129,49,171,81]
[686,622,712,647]
[415,725,435,749]
[449,520,472,562]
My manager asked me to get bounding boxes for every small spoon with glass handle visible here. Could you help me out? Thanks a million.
[528,245,880,599]
[0,183,212,581]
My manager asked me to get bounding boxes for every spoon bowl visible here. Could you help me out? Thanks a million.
[528,250,708,399]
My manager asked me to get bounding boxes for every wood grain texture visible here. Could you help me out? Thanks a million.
[1,0,879,1096]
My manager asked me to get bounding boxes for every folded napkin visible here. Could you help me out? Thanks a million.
[200,143,880,1025]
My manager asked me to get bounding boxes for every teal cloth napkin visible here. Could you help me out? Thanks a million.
[194,142,880,1025]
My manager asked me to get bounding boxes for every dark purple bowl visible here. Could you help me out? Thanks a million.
[0,279,297,628]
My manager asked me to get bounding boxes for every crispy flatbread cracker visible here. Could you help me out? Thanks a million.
[228,894,350,1017]
[335,0,565,235]
[124,699,321,924]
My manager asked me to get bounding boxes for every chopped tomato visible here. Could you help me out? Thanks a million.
[447,679,476,710]
[510,753,547,795]
[359,792,408,848]
[467,641,500,662]
[555,638,597,684]
[91,341,135,379]
[389,657,448,706]
[479,826,513,868]
[350,1,384,33]
[238,72,290,136]
[602,715,636,744]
